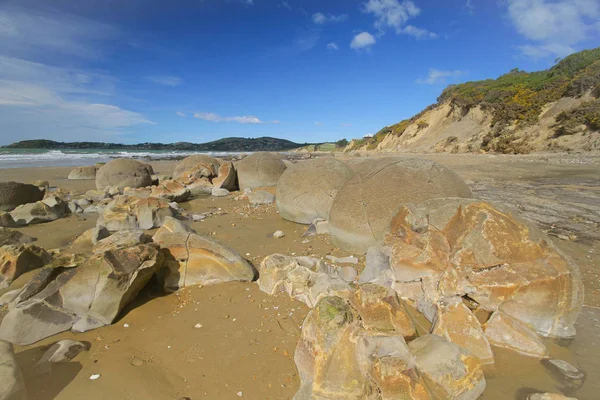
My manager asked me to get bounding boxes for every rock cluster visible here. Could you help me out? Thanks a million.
[0,182,44,212]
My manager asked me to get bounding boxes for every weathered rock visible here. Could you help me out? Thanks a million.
[329,158,472,254]
[211,188,230,197]
[432,297,494,365]
[153,216,195,242]
[527,394,578,400]
[359,246,393,285]
[154,232,255,292]
[95,158,153,190]
[68,166,97,180]
[97,195,176,231]
[184,177,213,196]
[257,254,298,294]
[248,190,275,205]
[541,359,585,391]
[212,161,237,191]
[277,158,355,224]
[272,230,285,239]
[9,196,67,225]
[0,181,44,212]
[150,180,190,203]
[0,341,27,400]
[34,339,90,374]
[84,189,109,203]
[0,244,51,289]
[294,296,367,400]
[339,266,357,283]
[0,243,164,345]
[409,334,486,400]
[483,311,548,358]
[92,230,151,253]
[173,155,220,180]
[236,152,287,190]
[385,199,584,339]
[32,180,49,189]
[0,228,35,247]
[72,227,111,247]
[0,213,21,228]
[350,283,415,337]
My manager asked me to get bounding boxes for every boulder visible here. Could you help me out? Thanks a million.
[33,339,90,375]
[527,394,578,400]
[431,297,494,365]
[92,230,151,253]
[184,177,213,196]
[72,227,111,247]
[68,166,97,180]
[95,158,153,190]
[173,155,220,180]
[10,196,67,225]
[408,334,486,400]
[349,283,415,337]
[483,311,548,358]
[97,195,176,231]
[0,244,51,289]
[212,161,237,191]
[0,181,44,212]
[277,158,354,224]
[235,152,287,190]
[328,157,472,254]
[0,228,35,247]
[32,180,49,188]
[152,216,195,242]
[84,189,109,203]
[154,232,256,292]
[541,359,585,392]
[385,199,584,339]
[0,243,164,345]
[0,341,26,400]
[0,213,21,228]
[150,180,190,202]
[248,190,275,205]
[211,188,230,197]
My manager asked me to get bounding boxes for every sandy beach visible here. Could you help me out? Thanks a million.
[0,152,599,400]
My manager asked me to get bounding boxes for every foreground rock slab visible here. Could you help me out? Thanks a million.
[0,244,51,289]
[0,341,27,400]
[97,195,176,231]
[0,181,44,212]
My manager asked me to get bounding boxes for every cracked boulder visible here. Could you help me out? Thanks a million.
[153,232,256,292]
[10,196,68,225]
[329,157,472,254]
[0,243,163,345]
[212,161,237,191]
[409,334,486,400]
[97,195,176,231]
[173,155,220,180]
[0,181,44,212]
[483,311,548,358]
[385,198,583,339]
[68,166,97,180]
[277,157,354,224]
[0,244,51,289]
[150,180,191,203]
[95,158,153,191]
[235,152,287,190]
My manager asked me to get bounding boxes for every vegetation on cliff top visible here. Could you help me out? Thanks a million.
[3,137,307,152]
[357,47,600,153]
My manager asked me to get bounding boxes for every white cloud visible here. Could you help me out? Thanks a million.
[416,68,465,84]
[312,12,348,25]
[351,32,376,50]
[327,42,339,51]
[315,121,323,125]
[341,123,352,127]
[507,0,600,58]
[363,0,437,39]
[194,112,264,124]
[146,76,183,86]
[176,111,186,117]
[272,120,281,124]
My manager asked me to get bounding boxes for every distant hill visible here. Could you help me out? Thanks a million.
[348,47,600,154]
[3,137,307,152]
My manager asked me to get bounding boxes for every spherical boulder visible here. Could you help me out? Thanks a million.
[95,158,153,190]
[236,152,286,190]
[173,155,220,179]
[329,157,472,254]
[277,158,354,224]
[0,182,44,212]
[68,166,97,180]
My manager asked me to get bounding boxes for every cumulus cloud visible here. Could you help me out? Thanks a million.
[363,0,437,39]
[315,121,323,125]
[327,42,339,51]
[176,111,186,117]
[507,0,600,58]
[146,76,183,86]
[416,68,465,84]
[194,112,264,124]
[312,12,348,24]
[350,32,376,50]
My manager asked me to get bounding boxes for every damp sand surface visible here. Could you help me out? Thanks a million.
[0,154,598,399]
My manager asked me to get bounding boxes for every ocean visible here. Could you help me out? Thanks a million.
[0,148,238,169]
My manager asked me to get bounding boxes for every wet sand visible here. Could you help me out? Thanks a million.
[1,153,599,399]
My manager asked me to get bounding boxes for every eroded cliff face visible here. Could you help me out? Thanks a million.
[346,95,600,154]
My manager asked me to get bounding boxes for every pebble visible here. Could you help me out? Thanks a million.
[194,323,203,328]
[90,374,101,380]
[123,323,129,328]
[237,392,243,397]
[273,230,285,239]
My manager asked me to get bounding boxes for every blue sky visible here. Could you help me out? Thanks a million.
[0,0,599,145]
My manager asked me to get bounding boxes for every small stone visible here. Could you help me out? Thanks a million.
[90,374,101,380]
[123,323,129,328]
[212,188,230,197]
[237,391,243,397]
[195,323,203,328]
[192,214,206,221]
[273,230,285,239]
[131,357,144,367]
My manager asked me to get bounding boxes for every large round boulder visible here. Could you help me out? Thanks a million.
[236,152,286,190]
[68,166,97,180]
[95,158,153,190]
[329,157,472,253]
[173,155,220,179]
[0,182,44,212]
[277,158,354,224]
